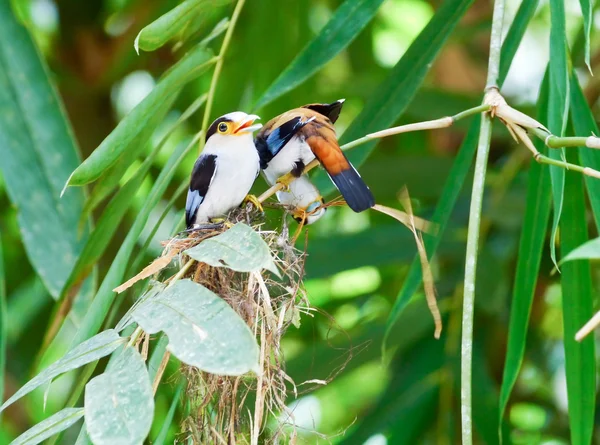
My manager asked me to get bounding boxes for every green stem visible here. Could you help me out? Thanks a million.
[461,0,505,443]
[199,0,247,153]
[452,104,492,121]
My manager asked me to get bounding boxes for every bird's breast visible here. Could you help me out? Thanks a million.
[263,136,315,183]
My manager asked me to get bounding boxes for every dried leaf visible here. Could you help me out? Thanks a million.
[371,204,438,235]
[113,250,176,294]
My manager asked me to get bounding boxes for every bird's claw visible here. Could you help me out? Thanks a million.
[276,173,295,192]
[244,194,264,213]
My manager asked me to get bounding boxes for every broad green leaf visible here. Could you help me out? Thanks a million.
[253,0,386,109]
[134,0,231,53]
[498,78,552,443]
[153,378,184,445]
[65,135,198,351]
[85,347,154,445]
[65,46,215,188]
[115,284,165,333]
[0,330,124,412]
[385,0,539,350]
[0,2,86,298]
[569,74,600,229]
[313,0,474,194]
[131,279,260,375]
[9,408,84,445]
[547,0,570,268]
[185,223,279,275]
[559,237,600,263]
[559,149,596,445]
[578,0,593,72]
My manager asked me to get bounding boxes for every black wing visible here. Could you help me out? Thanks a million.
[302,99,345,123]
[254,116,314,169]
[185,154,217,228]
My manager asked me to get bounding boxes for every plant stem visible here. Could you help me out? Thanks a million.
[461,0,505,443]
[199,0,247,153]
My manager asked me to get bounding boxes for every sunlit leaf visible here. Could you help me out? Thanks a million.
[254,0,385,109]
[185,223,278,275]
[0,330,124,412]
[578,0,593,72]
[9,408,84,445]
[85,347,154,445]
[131,279,260,375]
[134,0,231,53]
[65,46,214,188]
[559,237,600,263]
[0,3,87,298]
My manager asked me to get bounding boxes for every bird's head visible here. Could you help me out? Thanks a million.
[205,112,262,144]
[292,198,326,225]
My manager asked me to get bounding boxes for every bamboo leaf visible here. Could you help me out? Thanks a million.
[497,138,551,441]
[134,0,231,53]
[0,330,124,412]
[0,2,87,298]
[0,235,4,407]
[578,0,593,72]
[9,408,84,445]
[153,378,184,445]
[560,237,600,263]
[313,0,474,194]
[185,223,279,275]
[65,136,198,351]
[547,0,570,269]
[559,149,596,445]
[84,347,154,445]
[64,46,214,188]
[254,0,385,109]
[131,279,260,375]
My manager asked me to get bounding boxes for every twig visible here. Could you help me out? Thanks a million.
[461,0,505,443]
[199,0,247,153]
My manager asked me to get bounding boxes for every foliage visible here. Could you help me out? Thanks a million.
[2,0,600,444]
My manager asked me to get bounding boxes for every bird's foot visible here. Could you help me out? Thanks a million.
[243,194,264,213]
[276,172,295,191]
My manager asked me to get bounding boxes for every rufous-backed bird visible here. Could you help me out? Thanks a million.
[185,112,262,229]
[255,99,375,213]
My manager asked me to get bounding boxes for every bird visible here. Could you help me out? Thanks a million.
[185,112,262,230]
[255,99,375,215]
[275,174,326,225]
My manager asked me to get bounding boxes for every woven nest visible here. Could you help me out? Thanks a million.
[160,207,310,444]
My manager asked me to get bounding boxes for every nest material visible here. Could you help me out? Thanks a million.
[162,207,309,444]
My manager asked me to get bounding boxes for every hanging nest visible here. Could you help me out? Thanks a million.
[158,206,311,444]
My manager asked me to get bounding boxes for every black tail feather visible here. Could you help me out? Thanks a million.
[302,99,345,123]
[329,166,375,212]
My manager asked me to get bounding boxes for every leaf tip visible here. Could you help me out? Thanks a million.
[134,32,141,55]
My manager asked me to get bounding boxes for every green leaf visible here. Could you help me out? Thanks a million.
[65,46,215,188]
[313,0,474,194]
[153,378,184,445]
[498,78,552,443]
[84,346,154,445]
[134,0,231,53]
[131,279,260,375]
[65,134,198,351]
[0,330,124,412]
[559,237,600,263]
[559,149,596,445]
[9,408,84,445]
[578,0,593,72]
[185,223,279,275]
[547,0,570,269]
[253,0,386,109]
[0,2,86,298]
[569,74,600,228]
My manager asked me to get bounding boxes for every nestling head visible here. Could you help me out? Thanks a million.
[292,199,327,225]
[205,112,262,144]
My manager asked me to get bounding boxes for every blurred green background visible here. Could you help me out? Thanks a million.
[1,0,599,443]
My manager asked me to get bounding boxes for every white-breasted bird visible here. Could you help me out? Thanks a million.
[255,99,374,219]
[185,112,262,229]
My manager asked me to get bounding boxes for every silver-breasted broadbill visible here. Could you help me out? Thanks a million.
[254,99,375,216]
[185,112,262,229]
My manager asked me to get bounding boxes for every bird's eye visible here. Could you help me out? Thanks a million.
[218,122,228,133]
